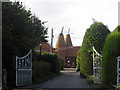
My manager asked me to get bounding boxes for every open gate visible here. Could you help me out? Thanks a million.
[93,47,120,86]
[93,46,102,84]
[16,50,32,86]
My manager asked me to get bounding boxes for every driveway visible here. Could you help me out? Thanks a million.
[17,68,93,89]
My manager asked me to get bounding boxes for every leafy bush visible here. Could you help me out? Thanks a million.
[78,22,110,77]
[112,84,120,89]
[76,52,80,71]
[87,75,94,84]
[80,51,93,77]
[41,52,60,74]
[58,58,64,70]
[32,61,51,83]
[102,26,120,86]
[80,72,87,78]
[33,51,40,61]
[33,52,61,74]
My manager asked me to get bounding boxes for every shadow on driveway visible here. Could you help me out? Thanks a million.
[14,68,94,89]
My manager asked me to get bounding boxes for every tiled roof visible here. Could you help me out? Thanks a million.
[34,42,50,52]
[55,46,80,57]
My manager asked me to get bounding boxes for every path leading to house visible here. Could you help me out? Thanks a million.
[18,68,93,89]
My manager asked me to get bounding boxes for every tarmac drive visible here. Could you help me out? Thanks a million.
[17,68,93,89]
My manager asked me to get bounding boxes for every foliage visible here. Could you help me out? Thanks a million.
[80,51,93,77]
[58,58,64,70]
[33,51,40,61]
[76,52,80,71]
[102,26,120,86]
[2,2,47,56]
[80,72,87,78]
[41,52,58,74]
[112,83,120,89]
[58,58,64,71]
[33,52,61,74]
[77,22,110,77]
[81,22,110,53]
[32,61,52,83]
[32,52,64,83]
[2,1,47,87]
[87,75,103,88]
[87,75,94,84]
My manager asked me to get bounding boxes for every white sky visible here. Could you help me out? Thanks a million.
[11,0,119,47]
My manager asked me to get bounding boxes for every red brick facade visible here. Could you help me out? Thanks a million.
[34,42,50,53]
[55,32,80,68]
[34,32,80,68]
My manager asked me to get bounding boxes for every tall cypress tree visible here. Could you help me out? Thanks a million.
[77,21,110,77]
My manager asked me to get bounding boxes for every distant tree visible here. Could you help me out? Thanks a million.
[77,21,110,77]
[2,2,47,87]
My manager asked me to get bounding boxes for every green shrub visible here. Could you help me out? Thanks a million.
[33,51,40,61]
[41,52,60,74]
[58,58,64,70]
[32,61,51,83]
[78,22,110,77]
[33,52,61,74]
[112,84,120,89]
[80,72,87,78]
[102,26,120,86]
[76,52,80,71]
[80,51,93,76]
[87,75,94,84]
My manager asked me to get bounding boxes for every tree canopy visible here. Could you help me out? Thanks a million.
[2,2,47,56]
[80,22,110,53]
[2,2,48,87]
[77,21,110,76]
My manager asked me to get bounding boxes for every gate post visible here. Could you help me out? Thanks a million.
[93,46,95,82]
[2,69,7,89]
[117,56,120,87]
[30,50,32,85]
[16,56,18,86]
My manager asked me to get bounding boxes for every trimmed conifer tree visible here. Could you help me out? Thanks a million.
[77,21,110,77]
[102,26,120,86]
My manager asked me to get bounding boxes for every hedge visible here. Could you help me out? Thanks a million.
[58,58,64,70]
[76,54,80,71]
[77,22,110,77]
[32,61,51,83]
[102,26,120,86]
[80,51,93,76]
[33,52,62,74]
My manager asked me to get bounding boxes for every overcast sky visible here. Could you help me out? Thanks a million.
[11,0,119,47]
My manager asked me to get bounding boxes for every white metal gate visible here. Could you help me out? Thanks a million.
[16,50,32,86]
[93,46,102,84]
[117,56,120,87]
